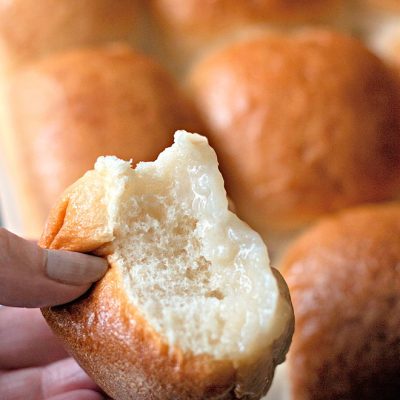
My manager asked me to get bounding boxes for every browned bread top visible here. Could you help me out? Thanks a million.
[281,203,400,400]
[2,44,203,238]
[148,0,346,73]
[188,29,400,235]
[149,0,344,36]
[0,0,139,71]
[1,3,400,242]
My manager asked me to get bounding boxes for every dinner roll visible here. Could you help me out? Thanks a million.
[0,44,203,238]
[0,0,141,74]
[148,0,346,73]
[40,131,294,400]
[281,203,400,399]
[188,29,400,237]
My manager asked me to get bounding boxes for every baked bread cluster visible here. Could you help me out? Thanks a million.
[0,0,399,240]
[0,1,399,399]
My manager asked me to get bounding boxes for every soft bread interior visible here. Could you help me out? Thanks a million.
[91,131,287,360]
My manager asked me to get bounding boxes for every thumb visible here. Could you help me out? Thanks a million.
[0,228,108,308]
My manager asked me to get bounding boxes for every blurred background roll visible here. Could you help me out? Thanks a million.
[188,30,400,245]
[147,0,350,74]
[0,45,203,238]
[281,203,400,400]
[0,0,140,73]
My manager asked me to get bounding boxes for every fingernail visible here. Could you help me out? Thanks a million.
[45,250,109,285]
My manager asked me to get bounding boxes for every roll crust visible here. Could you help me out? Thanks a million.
[0,0,139,71]
[1,44,203,237]
[281,203,400,400]
[42,266,293,399]
[188,30,400,235]
[148,0,346,73]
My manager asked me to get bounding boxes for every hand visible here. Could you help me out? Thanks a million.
[0,228,109,400]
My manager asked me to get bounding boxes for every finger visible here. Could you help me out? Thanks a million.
[0,357,100,400]
[0,307,68,370]
[42,357,100,396]
[47,390,105,400]
[0,228,108,307]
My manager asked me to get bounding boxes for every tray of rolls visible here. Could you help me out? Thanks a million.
[0,1,399,399]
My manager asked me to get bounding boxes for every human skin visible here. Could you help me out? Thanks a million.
[0,228,109,400]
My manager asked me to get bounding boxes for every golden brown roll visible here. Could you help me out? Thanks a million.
[0,0,140,73]
[281,203,400,400]
[188,29,400,237]
[148,0,346,73]
[0,44,203,238]
[40,132,294,400]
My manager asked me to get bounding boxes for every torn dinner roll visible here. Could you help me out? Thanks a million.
[40,131,294,400]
